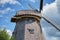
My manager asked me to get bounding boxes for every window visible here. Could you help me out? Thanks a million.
[28,29,34,34]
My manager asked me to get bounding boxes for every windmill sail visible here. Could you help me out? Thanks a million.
[42,15,60,31]
[28,4,38,12]
[28,4,35,10]
[39,0,43,13]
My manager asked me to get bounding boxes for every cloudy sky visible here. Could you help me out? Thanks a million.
[0,0,60,40]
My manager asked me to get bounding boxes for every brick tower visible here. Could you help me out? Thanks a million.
[11,10,45,40]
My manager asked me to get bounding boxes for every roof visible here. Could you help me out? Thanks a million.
[11,10,41,22]
[15,10,41,17]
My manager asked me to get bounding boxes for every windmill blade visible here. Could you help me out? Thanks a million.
[28,4,35,10]
[28,3,38,12]
[39,0,43,13]
[42,15,60,31]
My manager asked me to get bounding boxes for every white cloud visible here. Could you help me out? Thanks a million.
[29,0,36,3]
[0,7,15,14]
[42,2,58,15]
[41,0,60,40]
[46,37,59,40]
[6,29,12,37]
[56,0,60,5]
[56,0,60,13]
[42,0,60,26]
[0,0,21,5]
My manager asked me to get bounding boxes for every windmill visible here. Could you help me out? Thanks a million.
[11,0,60,40]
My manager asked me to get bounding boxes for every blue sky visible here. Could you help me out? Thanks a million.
[0,0,60,40]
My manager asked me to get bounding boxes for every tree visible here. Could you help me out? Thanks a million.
[10,36,15,40]
[0,27,15,40]
[0,28,10,40]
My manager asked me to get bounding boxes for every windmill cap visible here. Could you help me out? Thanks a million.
[11,10,42,22]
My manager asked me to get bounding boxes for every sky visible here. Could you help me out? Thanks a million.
[0,0,60,40]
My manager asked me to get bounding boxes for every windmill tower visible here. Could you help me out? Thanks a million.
[11,0,60,40]
[11,10,45,40]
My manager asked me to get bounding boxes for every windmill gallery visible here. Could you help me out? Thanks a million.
[11,0,60,40]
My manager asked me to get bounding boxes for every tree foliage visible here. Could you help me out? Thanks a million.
[10,36,15,40]
[0,27,15,40]
[0,29,10,40]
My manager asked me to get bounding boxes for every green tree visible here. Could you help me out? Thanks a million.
[0,28,10,40]
[10,36,15,40]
